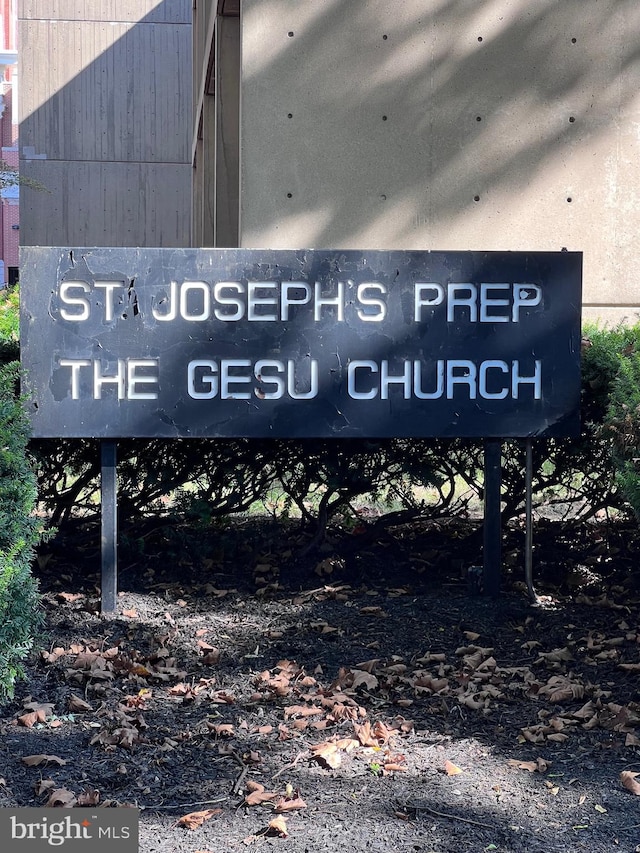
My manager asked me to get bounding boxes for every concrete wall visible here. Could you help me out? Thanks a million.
[233,0,640,325]
[19,0,192,247]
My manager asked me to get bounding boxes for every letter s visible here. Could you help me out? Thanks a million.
[59,281,90,321]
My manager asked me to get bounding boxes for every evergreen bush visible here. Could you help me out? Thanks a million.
[0,368,41,701]
[0,285,41,701]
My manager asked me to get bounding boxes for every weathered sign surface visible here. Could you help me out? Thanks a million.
[20,247,582,438]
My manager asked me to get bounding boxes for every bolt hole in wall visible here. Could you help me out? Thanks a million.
[474,195,480,202]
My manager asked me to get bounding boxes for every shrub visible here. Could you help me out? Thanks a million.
[602,326,640,518]
[0,361,41,701]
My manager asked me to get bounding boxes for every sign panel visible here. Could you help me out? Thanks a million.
[20,247,582,438]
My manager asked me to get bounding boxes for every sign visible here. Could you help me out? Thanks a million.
[0,808,138,852]
[19,247,582,439]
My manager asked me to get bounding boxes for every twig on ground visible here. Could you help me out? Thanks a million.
[400,801,493,829]
[140,796,227,811]
[272,750,308,780]
[230,751,249,795]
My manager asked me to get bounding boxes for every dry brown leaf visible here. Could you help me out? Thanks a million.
[245,790,278,807]
[355,659,381,672]
[507,759,538,772]
[283,704,322,719]
[68,695,93,713]
[620,770,640,796]
[18,710,48,727]
[273,795,307,812]
[353,721,378,747]
[23,754,67,767]
[351,669,379,690]
[267,815,289,837]
[245,780,265,794]
[46,788,77,808]
[77,788,100,806]
[176,808,223,829]
[309,742,341,769]
[444,760,463,776]
[210,723,235,737]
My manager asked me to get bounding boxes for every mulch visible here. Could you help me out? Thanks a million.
[2,515,640,853]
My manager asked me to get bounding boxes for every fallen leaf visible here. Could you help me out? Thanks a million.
[46,788,77,808]
[273,795,307,812]
[18,710,48,727]
[245,787,278,806]
[176,809,223,829]
[67,695,93,713]
[444,760,463,776]
[309,742,341,769]
[507,759,538,772]
[267,815,289,837]
[620,770,640,796]
[77,789,100,806]
[22,755,67,767]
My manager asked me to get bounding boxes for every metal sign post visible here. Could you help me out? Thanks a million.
[100,440,118,614]
[483,438,502,597]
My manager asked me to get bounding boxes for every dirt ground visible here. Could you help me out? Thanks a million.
[2,515,640,853]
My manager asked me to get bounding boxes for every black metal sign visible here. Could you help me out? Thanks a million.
[20,247,582,439]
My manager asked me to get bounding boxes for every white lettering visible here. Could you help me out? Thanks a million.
[356,283,387,322]
[220,359,252,399]
[479,360,509,399]
[213,282,245,321]
[314,281,345,321]
[446,359,477,398]
[479,284,510,322]
[248,282,278,321]
[447,284,478,323]
[346,359,537,400]
[179,281,210,321]
[512,284,542,321]
[59,358,91,399]
[348,360,378,399]
[59,281,91,321]
[94,281,125,322]
[280,282,311,321]
[381,359,411,400]
[512,360,542,399]
[187,359,318,400]
[414,283,445,321]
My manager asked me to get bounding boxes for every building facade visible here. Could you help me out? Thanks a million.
[0,0,17,285]
[17,1,640,324]
[194,0,640,325]
[18,0,192,248]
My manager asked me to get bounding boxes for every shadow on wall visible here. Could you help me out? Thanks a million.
[240,0,640,253]
[18,0,192,247]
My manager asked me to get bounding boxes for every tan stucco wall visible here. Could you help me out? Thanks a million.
[239,0,640,323]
